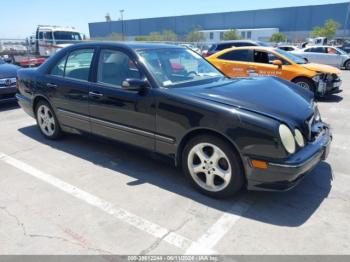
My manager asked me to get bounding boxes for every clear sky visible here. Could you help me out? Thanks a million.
[0,0,348,39]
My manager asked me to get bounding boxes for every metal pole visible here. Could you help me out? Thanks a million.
[120,9,125,41]
[344,1,350,37]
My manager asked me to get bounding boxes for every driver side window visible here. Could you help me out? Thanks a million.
[97,49,142,87]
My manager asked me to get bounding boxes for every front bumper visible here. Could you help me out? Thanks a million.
[246,125,332,191]
[0,86,17,102]
[316,77,342,96]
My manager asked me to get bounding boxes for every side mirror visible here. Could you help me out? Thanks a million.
[272,59,283,67]
[122,78,149,91]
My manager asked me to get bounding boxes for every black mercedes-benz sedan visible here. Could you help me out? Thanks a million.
[0,58,20,103]
[16,42,332,198]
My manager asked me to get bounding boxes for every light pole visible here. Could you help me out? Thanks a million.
[344,1,350,37]
[120,9,125,41]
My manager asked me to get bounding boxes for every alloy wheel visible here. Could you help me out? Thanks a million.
[296,81,310,90]
[187,143,232,192]
[37,105,56,137]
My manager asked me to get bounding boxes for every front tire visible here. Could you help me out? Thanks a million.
[293,77,316,93]
[35,100,62,140]
[182,135,244,198]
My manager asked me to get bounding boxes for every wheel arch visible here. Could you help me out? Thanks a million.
[32,94,51,115]
[175,128,248,185]
[291,75,314,83]
[176,128,247,182]
[343,59,350,68]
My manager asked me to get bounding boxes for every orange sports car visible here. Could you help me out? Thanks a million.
[207,46,342,97]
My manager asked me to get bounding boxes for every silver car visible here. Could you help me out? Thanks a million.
[291,46,350,69]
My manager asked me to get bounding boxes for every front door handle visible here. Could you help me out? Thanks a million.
[247,69,257,73]
[89,91,103,98]
[46,83,57,88]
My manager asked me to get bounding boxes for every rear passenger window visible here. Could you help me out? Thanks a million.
[50,56,66,77]
[219,50,254,62]
[305,47,326,53]
[97,49,141,87]
[65,49,94,81]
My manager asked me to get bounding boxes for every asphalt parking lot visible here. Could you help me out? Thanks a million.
[0,73,350,255]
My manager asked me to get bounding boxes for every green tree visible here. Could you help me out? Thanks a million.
[134,35,149,41]
[223,29,241,40]
[93,33,124,41]
[310,19,341,39]
[108,33,124,41]
[162,30,177,41]
[270,32,287,43]
[147,32,163,41]
[186,28,205,42]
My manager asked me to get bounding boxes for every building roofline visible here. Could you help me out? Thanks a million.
[89,1,349,25]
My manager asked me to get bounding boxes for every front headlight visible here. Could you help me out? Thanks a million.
[314,105,322,122]
[312,74,322,82]
[279,124,296,154]
[294,129,305,147]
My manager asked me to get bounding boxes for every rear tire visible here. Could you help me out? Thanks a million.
[35,100,62,140]
[293,77,316,93]
[182,135,244,198]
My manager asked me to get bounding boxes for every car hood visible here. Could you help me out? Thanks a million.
[175,77,314,126]
[0,63,20,78]
[301,63,341,74]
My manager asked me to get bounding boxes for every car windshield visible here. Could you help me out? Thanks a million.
[138,48,223,87]
[257,41,271,47]
[275,48,307,64]
[53,31,82,44]
[335,47,348,55]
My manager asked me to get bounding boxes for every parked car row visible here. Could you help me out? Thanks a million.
[15,42,332,198]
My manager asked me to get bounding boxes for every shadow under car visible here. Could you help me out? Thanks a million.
[18,125,333,227]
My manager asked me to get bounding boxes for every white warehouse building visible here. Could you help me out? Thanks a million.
[199,28,279,43]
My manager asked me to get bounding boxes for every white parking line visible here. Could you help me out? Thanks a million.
[186,199,253,254]
[0,152,215,254]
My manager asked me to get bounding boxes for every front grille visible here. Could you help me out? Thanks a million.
[303,105,324,142]
[0,78,16,88]
[0,83,16,88]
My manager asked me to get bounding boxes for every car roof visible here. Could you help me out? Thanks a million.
[303,45,336,48]
[213,40,256,45]
[69,41,182,51]
[221,46,275,52]
[210,46,278,58]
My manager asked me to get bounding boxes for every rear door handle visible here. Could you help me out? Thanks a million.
[46,83,57,88]
[89,91,103,98]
